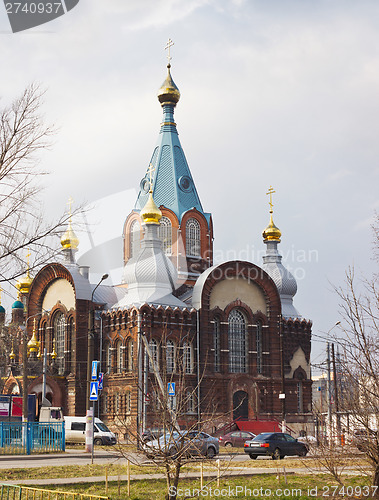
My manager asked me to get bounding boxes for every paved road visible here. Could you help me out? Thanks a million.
[0,449,311,469]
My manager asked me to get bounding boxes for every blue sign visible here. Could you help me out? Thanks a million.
[90,381,98,401]
[98,372,104,391]
[167,382,175,396]
[91,361,98,380]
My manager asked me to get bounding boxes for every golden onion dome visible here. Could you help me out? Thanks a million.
[262,213,282,242]
[141,191,162,225]
[27,320,39,354]
[9,345,15,361]
[157,64,181,106]
[16,271,33,295]
[61,221,79,250]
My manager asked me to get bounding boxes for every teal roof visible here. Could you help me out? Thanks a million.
[0,305,5,313]
[12,300,24,309]
[135,69,211,226]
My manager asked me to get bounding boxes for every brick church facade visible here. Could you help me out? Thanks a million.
[3,61,312,437]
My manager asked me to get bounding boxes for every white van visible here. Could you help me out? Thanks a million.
[64,416,117,445]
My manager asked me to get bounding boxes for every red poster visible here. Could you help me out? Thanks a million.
[11,396,23,417]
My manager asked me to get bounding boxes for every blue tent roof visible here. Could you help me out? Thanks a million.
[135,70,211,227]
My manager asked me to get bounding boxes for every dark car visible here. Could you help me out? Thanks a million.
[244,432,308,460]
[218,431,256,448]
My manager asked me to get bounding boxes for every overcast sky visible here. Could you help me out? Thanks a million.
[1,0,378,372]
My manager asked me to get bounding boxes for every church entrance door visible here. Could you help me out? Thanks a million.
[233,390,248,420]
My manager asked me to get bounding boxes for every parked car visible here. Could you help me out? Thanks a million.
[141,428,165,443]
[218,431,256,448]
[144,430,219,459]
[244,432,308,460]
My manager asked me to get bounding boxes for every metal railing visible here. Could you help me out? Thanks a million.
[0,484,109,500]
[0,422,65,455]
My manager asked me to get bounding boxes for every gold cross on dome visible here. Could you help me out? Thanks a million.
[266,186,276,212]
[165,38,174,64]
[67,196,74,216]
[147,163,155,192]
[25,249,31,271]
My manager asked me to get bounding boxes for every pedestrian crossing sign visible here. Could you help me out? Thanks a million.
[90,381,98,401]
[167,382,175,396]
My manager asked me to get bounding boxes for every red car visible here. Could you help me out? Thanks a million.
[218,431,256,448]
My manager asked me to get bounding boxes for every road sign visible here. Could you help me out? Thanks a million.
[90,381,98,401]
[91,361,98,380]
[167,382,175,396]
[98,372,104,391]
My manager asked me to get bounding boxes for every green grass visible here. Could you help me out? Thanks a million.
[16,474,373,500]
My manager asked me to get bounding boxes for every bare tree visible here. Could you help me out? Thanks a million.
[0,83,83,285]
[110,329,232,500]
[332,253,379,490]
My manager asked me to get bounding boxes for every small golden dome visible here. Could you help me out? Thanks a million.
[27,319,39,354]
[262,213,282,242]
[51,340,57,360]
[157,64,181,106]
[141,191,162,225]
[61,221,79,250]
[16,271,33,295]
[9,345,15,361]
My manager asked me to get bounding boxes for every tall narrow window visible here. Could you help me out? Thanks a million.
[256,320,262,375]
[54,313,65,375]
[104,342,111,374]
[149,339,158,372]
[130,219,141,258]
[116,339,122,373]
[228,309,247,373]
[186,389,196,414]
[297,382,303,413]
[183,342,193,374]
[185,218,201,257]
[214,317,221,372]
[67,317,73,373]
[166,340,175,373]
[125,391,131,413]
[126,338,134,371]
[159,216,172,254]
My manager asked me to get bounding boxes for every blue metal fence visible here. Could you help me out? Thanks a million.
[0,421,65,454]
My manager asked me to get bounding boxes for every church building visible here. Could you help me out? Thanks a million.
[3,58,313,437]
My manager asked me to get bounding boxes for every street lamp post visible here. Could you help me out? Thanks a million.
[86,274,108,413]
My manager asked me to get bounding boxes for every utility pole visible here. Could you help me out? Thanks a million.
[332,343,340,443]
[327,342,333,445]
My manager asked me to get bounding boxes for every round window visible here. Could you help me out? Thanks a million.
[178,175,192,192]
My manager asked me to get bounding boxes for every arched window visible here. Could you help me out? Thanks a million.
[129,219,141,258]
[256,320,263,375]
[67,317,74,373]
[185,218,201,257]
[149,339,158,372]
[228,309,247,373]
[126,338,134,371]
[159,216,172,254]
[183,342,193,374]
[186,389,196,414]
[214,317,221,372]
[104,342,111,374]
[54,313,65,375]
[115,339,122,373]
[166,340,175,374]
